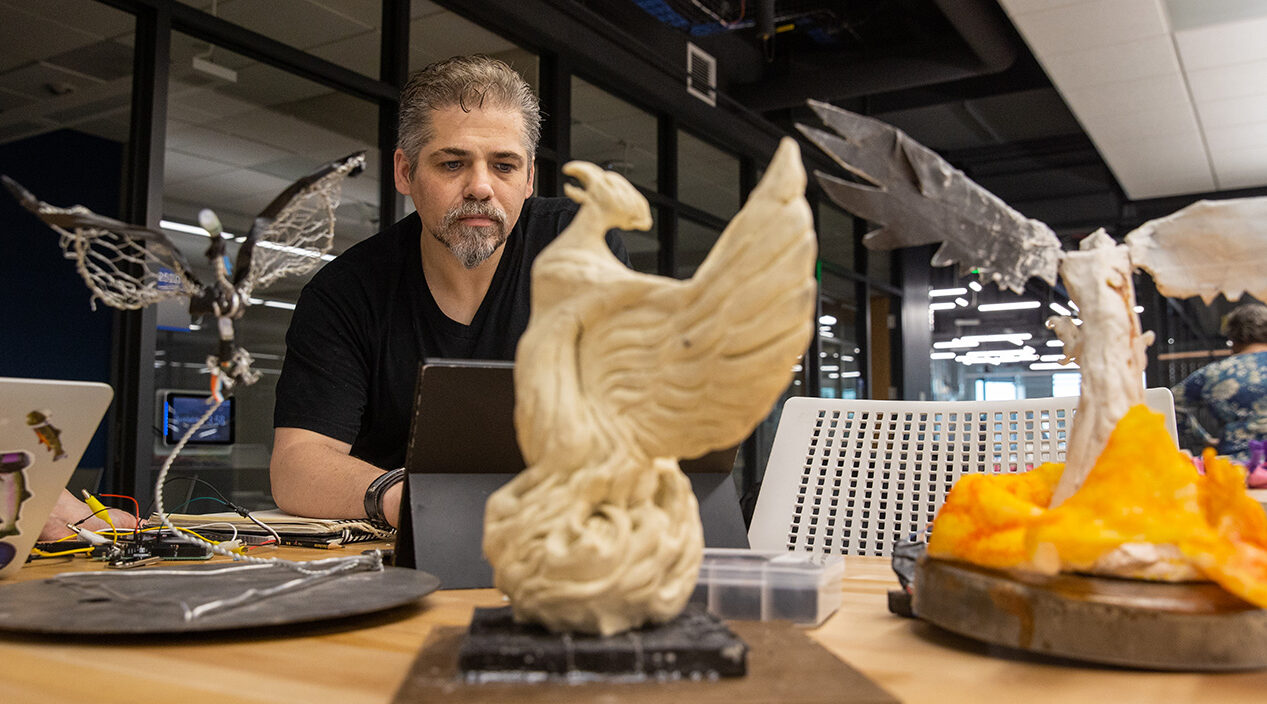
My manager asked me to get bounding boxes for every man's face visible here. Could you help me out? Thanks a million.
[394,105,534,269]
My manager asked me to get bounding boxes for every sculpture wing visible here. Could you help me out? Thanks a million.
[3,175,204,309]
[797,100,1062,293]
[233,151,365,297]
[581,138,817,460]
[1125,197,1267,304]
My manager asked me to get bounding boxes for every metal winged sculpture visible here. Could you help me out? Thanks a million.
[799,100,1267,505]
[5,151,365,400]
[483,138,817,635]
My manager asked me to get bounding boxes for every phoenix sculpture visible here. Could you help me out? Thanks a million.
[483,137,817,635]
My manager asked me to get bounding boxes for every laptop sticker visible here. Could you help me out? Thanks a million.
[27,411,67,460]
[0,450,33,539]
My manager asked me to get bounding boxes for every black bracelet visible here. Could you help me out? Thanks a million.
[363,467,406,526]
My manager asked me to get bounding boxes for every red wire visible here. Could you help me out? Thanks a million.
[99,493,141,526]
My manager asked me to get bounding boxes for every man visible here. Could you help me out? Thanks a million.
[270,56,627,527]
[1172,303,1267,464]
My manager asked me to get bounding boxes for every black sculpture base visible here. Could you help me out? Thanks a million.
[458,604,747,681]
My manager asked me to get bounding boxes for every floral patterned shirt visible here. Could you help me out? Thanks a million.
[1174,351,1267,463]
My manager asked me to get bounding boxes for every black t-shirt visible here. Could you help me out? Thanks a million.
[273,196,629,469]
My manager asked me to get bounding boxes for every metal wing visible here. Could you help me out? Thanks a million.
[797,100,1063,293]
[1125,197,1267,304]
[3,175,204,309]
[233,151,366,298]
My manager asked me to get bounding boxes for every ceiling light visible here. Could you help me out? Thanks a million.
[954,297,969,307]
[841,371,861,378]
[1046,339,1065,347]
[968,281,983,292]
[931,352,956,360]
[978,301,1041,312]
[1133,305,1144,313]
[160,219,336,262]
[958,333,1032,344]
[821,365,839,372]
[818,314,837,325]
[1049,302,1071,316]
[933,339,978,349]
[930,302,957,311]
[1031,362,1078,371]
[192,55,238,83]
[930,287,968,297]
[1068,300,1078,312]
[1039,354,1065,362]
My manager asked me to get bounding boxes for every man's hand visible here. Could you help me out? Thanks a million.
[40,489,139,541]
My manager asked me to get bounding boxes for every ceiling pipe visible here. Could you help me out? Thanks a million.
[734,0,1018,112]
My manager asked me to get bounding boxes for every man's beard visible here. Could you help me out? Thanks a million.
[433,201,508,269]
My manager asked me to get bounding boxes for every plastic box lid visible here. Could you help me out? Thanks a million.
[689,548,845,627]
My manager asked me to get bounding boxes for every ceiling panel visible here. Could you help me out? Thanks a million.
[1007,0,1169,55]
[1038,34,1178,88]
[1171,15,1267,69]
[1002,0,1267,198]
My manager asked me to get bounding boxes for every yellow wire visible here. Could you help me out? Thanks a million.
[31,546,95,558]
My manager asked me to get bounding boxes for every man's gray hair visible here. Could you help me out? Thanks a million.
[396,55,541,175]
[1222,303,1267,346]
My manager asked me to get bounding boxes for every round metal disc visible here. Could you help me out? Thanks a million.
[913,556,1267,671]
[0,564,441,634]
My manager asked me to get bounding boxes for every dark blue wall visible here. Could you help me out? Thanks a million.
[0,129,122,469]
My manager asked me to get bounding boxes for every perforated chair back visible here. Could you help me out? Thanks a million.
[748,389,1176,557]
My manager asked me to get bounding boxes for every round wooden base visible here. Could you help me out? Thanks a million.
[913,557,1267,671]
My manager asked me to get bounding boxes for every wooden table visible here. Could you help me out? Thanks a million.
[2,548,1266,703]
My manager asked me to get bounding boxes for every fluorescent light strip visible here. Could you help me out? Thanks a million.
[818,314,837,325]
[1046,339,1065,347]
[930,287,968,297]
[930,352,956,360]
[160,218,336,262]
[977,301,1041,312]
[1031,362,1079,371]
[1039,354,1065,362]
[933,340,978,349]
[929,302,957,311]
[1049,302,1071,316]
[841,371,861,378]
[958,333,1032,344]
[247,296,297,311]
[967,281,983,292]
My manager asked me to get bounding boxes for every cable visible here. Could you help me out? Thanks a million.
[151,398,381,578]
[98,493,141,527]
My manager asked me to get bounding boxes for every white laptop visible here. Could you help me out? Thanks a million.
[0,378,113,578]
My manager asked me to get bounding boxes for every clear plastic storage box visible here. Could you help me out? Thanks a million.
[688,548,845,627]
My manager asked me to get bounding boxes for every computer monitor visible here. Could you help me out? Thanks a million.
[162,392,234,445]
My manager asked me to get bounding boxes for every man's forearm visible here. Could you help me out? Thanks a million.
[270,432,400,525]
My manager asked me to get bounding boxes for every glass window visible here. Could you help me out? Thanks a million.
[158,33,380,507]
[675,217,720,279]
[570,76,657,193]
[868,247,892,285]
[0,0,135,482]
[677,129,739,220]
[409,5,538,92]
[178,0,382,78]
[818,272,862,399]
[818,203,854,271]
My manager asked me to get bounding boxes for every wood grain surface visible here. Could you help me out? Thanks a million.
[3,546,1267,702]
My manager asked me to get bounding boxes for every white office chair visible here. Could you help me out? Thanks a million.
[747,389,1176,557]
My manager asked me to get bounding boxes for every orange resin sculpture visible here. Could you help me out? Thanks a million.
[929,404,1267,607]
